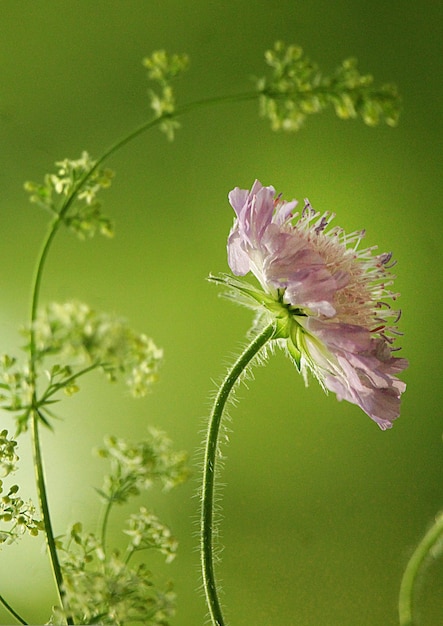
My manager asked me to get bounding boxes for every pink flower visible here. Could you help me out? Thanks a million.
[223,180,408,429]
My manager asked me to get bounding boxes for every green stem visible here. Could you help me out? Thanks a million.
[23,87,261,624]
[398,511,443,626]
[27,218,73,622]
[41,361,100,404]
[200,322,276,626]
[0,594,28,625]
[28,89,261,329]
[100,498,113,554]
[31,409,71,623]
[92,89,258,171]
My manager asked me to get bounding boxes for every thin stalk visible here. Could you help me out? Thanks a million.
[0,594,28,625]
[28,216,73,621]
[100,498,113,554]
[23,87,261,622]
[200,322,275,626]
[92,89,258,172]
[28,89,262,337]
[30,409,70,622]
[398,511,443,626]
[40,362,100,404]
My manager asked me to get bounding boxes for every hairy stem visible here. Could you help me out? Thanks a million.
[0,594,28,625]
[200,322,275,626]
[398,511,443,626]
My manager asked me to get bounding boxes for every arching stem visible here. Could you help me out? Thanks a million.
[398,511,443,626]
[0,594,28,625]
[23,87,261,623]
[200,322,275,626]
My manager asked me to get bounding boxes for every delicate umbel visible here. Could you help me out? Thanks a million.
[217,180,408,429]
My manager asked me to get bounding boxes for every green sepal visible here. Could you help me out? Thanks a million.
[287,339,302,371]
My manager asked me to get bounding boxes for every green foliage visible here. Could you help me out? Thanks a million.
[24,152,114,239]
[256,41,401,131]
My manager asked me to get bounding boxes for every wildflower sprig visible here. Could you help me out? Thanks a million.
[95,430,189,507]
[48,431,187,625]
[29,301,163,397]
[124,507,178,564]
[0,431,43,546]
[256,41,401,131]
[51,522,176,626]
[143,50,189,140]
[0,356,32,417]
[24,152,114,239]
[0,302,164,435]
[0,430,19,477]
[0,482,43,545]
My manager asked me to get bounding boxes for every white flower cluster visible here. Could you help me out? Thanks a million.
[0,355,33,416]
[30,300,163,398]
[0,482,43,545]
[24,151,114,239]
[96,429,189,505]
[48,426,188,626]
[0,430,19,478]
[125,506,178,563]
[50,524,176,625]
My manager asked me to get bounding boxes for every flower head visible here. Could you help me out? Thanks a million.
[219,180,407,429]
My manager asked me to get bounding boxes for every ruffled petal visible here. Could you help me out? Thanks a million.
[305,318,408,427]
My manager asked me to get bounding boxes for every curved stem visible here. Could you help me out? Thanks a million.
[0,594,28,625]
[28,89,260,333]
[398,511,443,626]
[91,89,258,171]
[23,87,261,623]
[27,215,73,621]
[200,322,275,626]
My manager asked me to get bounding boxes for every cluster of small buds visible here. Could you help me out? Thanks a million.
[0,355,33,422]
[256,41,401,131]
[0,430,19,477]
[51,523,176,625]
[142,50,189,140]
[29,300,163,398]
[96,429,189,505]
[0,481,43,545]
[124,507,178,563]
[24,151,114,239]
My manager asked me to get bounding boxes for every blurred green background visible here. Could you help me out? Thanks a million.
[0,1,442,625]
